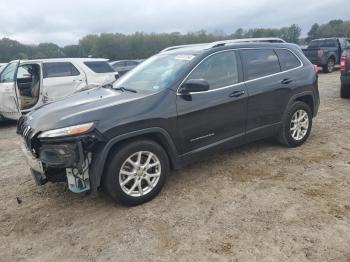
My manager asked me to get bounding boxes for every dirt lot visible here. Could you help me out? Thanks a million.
[0,71,349,262]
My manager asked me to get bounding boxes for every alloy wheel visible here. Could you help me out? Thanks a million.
[290,109,309,141]
[118,151,161,197]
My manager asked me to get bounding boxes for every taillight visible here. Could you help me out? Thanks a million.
[317,50,324,57]
[340,55,347,71]
[313,65,319,73]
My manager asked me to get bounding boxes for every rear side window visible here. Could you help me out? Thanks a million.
[0,62,17,83]
[187,50,239,90]
[84,61,115,73]
[241,49,280,80]
[43,62,80,78]
[275,49,301,71]
[309,39,337,48]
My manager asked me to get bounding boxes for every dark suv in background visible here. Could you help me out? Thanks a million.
[302,37,350,73]
[18,41,320,205]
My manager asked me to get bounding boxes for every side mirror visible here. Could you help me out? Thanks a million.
[179,79,210,94]
[114,74,120,80]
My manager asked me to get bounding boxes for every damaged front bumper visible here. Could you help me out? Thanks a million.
[20,138,93,193]
[17,118,104,194]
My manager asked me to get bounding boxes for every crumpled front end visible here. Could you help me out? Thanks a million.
[17,116,104,193]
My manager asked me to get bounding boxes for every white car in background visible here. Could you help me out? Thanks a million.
[0,58,118,120]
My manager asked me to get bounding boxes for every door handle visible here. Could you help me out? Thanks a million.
[229,90,245,98]
[281,78,293,84]
[73,79,83,82]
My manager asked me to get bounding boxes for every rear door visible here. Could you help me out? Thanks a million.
[82,61,117,84]
[42,62,85,102]
[240,48,288,137]
[177,50,247,153]
[0,61,21,119]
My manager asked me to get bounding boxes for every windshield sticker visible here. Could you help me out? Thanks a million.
[175,55,195,61]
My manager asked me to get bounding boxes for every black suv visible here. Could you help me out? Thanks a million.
[18,41,320,205]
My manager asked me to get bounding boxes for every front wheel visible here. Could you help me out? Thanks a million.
[278,101,313,147]
[103,139,169,206]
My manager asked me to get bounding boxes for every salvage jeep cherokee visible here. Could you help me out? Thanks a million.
[17,41,320,206]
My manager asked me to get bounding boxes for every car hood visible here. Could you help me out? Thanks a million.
[25,87,153,134]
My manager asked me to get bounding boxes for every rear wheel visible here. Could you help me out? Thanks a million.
[278,101,313,147]
[103,139,169,206]
[340,84,350,98]
[323,57,335,73]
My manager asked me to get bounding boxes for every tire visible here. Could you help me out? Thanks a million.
[323,57,335,73]
[278,101,313,148]
[340,84,350,98]
[103,139,169,206]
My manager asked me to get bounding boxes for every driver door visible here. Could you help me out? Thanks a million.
[0,61,21,120]
[176,50,247,154]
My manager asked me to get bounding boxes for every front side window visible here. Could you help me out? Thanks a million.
[126,61,138,66]
[241,49,281,80]
[43,62,80,78]
[275,49,301,71]
[187,51,239,90]
[84,61,115,73]
[0,62,17,83]
[113,54,195,91]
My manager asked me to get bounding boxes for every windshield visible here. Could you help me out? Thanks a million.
[113,54,195,91]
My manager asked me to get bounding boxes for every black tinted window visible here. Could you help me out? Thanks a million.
[275,49,301,71]
[43,62,80,78]
[309,39,337,48]
[187,51,239,90]
[126,61,138,66]
[84,61,115,73]
[241,49,280,80]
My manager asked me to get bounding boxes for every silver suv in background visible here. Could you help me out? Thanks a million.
[0,58,118,120]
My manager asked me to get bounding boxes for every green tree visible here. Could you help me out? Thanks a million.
[62,45,84,57]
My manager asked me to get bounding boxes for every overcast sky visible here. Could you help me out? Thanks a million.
[0,0,349,46]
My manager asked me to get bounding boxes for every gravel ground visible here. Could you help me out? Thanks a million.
[0,71,349,262]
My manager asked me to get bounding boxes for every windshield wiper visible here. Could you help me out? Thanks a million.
[101,80,137,93]
[114,86,137,93]
[101,79,117,89]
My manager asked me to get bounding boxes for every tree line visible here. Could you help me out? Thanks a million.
[0,19,349,63]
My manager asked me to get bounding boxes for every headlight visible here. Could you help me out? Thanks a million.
[38,122,94,138]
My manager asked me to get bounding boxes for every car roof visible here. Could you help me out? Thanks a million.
[310,37,348,41]
[10,58,109,64]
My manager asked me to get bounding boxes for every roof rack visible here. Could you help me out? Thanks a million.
[160,43,210,53]
[161,37,287,53]
[210,37,286,48]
